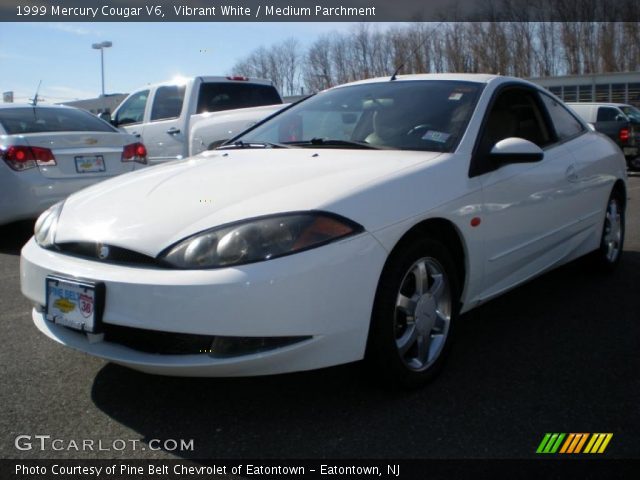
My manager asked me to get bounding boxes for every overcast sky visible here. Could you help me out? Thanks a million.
[0,22,394,103]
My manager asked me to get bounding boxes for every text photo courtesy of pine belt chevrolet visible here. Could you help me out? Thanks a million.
[0,104,148,225]
[20,74,626,388]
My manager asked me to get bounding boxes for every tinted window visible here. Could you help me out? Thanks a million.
[114,90,149,126]
[197,83,281,114]
[596,107,621,122]
[237,81,483,152]
[0,107,116,134]
[150,85,186,121]
[539,94,584,140]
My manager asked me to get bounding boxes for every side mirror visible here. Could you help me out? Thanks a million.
[490,137,544,165]
[98,112,112,124]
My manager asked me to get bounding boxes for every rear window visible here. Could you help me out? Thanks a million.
[0,107,116,134]
[196,83,281,114]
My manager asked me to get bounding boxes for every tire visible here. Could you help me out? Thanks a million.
[366,236,460,389]
[627,156,640,172]
[590,189,625,272]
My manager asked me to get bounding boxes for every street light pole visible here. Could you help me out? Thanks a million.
[91,41,112,97]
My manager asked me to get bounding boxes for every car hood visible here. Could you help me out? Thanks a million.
[55,148,441,256]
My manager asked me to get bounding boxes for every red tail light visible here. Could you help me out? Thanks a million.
[619,127,630,143]
[122,142,147,164]
[227,76,249,81]
[1,145,56,171]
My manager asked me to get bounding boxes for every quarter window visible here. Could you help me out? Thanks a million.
[114,90,149,126]
[539,94,584,140]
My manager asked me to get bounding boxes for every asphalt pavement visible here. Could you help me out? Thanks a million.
[1,177,639,461]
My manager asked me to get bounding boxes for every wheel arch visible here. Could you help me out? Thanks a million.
[612,179,627,208]
[381,217,468,306]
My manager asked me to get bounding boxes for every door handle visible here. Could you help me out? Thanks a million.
[130,131,141,138]
[565,164,579,182]
[166,127,181,135]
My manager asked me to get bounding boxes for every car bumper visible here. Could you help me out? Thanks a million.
[21,234,388,376]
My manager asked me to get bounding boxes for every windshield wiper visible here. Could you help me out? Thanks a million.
[217,140,291,150]
[285,138,382,150]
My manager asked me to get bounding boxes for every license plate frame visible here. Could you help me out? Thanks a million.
[45,275,105,333]
[74,155,105,173]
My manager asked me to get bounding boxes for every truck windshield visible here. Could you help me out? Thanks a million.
[234,80,483,152]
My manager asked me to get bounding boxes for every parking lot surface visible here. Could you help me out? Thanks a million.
[1,176,639,460]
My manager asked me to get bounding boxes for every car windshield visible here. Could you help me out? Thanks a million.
[233,80,483,152]
[620,106,640,124]
[0,107,117,135]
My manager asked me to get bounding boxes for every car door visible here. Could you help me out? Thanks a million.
[472,86,581,301]
[142,84,188,164]
[112,89,149,140]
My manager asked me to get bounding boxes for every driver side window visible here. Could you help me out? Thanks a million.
[472,87,551,176]
[114,90,149,126]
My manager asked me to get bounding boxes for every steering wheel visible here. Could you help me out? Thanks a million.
[405,124,435,137]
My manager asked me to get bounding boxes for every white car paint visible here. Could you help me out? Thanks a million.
[20,74,626,377]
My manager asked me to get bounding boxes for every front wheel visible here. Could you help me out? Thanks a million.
[366,236,459,389]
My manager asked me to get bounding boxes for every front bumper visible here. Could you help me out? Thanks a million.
[21,234,387,376]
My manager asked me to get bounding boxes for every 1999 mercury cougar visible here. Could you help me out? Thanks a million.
[20,74,626,387]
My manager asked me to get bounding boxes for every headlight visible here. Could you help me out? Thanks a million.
[159,212,363,269]
[34,201,64,248]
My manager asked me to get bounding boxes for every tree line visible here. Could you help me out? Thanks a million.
[232,22,640,97]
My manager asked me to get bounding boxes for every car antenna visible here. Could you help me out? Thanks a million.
[30,80,43,106]
[390,22,443,81]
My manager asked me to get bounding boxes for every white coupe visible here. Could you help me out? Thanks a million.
[20,74,626,387]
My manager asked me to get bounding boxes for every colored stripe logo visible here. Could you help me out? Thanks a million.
[536,433,612,454]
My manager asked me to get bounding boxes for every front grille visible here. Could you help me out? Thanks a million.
[103,323,215,355]
[101,323,311,357]
[54,242,159,267]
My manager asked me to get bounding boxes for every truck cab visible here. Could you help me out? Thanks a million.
[110,76,282,164]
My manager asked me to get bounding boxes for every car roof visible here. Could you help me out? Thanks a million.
[0,103,78,110]
[146,76,275,88]
[330,73,539,90]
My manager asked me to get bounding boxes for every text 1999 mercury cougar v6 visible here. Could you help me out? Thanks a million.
[21,74,626,388]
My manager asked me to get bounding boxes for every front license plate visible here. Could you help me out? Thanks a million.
[45,276,103,333]
[74,155,105,173]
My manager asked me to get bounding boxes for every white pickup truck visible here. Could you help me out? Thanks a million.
[108,76,285,164]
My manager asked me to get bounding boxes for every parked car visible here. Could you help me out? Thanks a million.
[566,102,640,170]
[108,76,283,164]
[21,74,626,388]
[0,104,147,225]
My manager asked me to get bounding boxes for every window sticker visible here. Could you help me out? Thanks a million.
[422,130,451,143]
[449,92,463,101]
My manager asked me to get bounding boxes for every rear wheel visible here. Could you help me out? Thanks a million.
[367,236,459,389]
[591,189,625,271]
